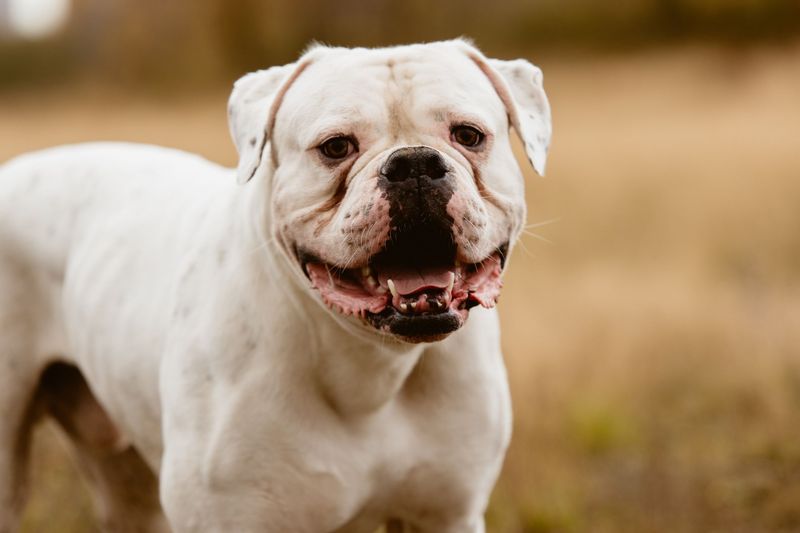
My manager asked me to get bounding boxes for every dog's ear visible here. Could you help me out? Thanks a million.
[459,44,552,176]
[486,59,552,176]
[228,61,311,184]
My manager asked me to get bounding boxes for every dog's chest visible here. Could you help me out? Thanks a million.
[319,396,506,530]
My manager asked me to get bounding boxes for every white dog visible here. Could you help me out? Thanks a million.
[0,39,550,532]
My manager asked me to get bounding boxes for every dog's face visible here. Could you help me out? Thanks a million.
[228,40,551,343]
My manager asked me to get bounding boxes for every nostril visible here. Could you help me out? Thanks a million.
[382,156,413,183]
[423,153,448,180]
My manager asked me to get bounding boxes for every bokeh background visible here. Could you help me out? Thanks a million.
[2,1,800,531]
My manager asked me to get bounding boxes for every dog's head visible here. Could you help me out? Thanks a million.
[228,40,551,343]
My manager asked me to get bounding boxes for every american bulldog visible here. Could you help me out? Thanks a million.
[0,39,551,532]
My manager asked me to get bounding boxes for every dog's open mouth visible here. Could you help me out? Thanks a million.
[299,236,507,342]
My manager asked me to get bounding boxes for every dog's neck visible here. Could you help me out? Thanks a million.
[239,174,428,416]
[310,315,427,415]
[278,265,429,416]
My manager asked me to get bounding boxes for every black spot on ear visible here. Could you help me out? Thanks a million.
[249,137,257,147]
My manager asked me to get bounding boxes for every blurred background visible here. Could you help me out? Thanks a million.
[2,1,800,532]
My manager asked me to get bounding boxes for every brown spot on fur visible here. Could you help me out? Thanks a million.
[361,201,373,217]
[311,173,349,236]
[264,59,314,169]
[297,155,359,236]
[385,58,415,141]
[469,163,506,212]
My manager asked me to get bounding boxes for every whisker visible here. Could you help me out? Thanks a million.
[247,236,274,256]
[460,217,484,260]
[516,237,536,259]
[521,230,553,245]
[524,217,560,230]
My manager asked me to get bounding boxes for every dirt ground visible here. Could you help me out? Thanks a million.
[3,43,800,532]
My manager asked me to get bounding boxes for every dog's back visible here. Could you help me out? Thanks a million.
[0,142,233,369]
[0,142,231,531]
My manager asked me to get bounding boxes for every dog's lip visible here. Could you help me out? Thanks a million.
[364,307,464,343]
[297,243,507,336]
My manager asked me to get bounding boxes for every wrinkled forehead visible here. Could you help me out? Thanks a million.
[275,45,506,145]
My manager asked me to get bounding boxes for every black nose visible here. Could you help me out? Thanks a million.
[380,146,449,183]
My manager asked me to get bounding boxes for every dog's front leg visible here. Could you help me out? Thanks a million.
[160,438,358,533]
[158,371,355,532]
[160,444,315,533]
[159,453,255,533]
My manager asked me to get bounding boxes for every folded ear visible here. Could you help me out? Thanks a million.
[227,61,310,184]
[487,58,552,176]
[459,43,552,176]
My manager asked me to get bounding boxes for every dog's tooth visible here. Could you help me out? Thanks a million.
[446,271,455,293]
[410,301,417,310]
[366,276,378,288]
[376,286,388,294]
[361,266,371,277]
[400,302,408,313]
[387,279,398,299]
[455,259,462,268]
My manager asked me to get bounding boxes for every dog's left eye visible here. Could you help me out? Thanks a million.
[451,125,484,148]
[319,136,356,160]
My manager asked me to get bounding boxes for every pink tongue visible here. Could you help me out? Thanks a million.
[378,266,454,295]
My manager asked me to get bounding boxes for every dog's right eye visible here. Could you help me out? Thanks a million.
[451,125,484,148]
[319,136,356,160]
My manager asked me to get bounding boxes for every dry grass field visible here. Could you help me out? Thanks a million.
[3,43,800,532]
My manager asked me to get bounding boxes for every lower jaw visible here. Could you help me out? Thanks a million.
[365,307,467,343]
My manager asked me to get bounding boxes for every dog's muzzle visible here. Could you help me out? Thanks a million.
[301,146,507,342]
